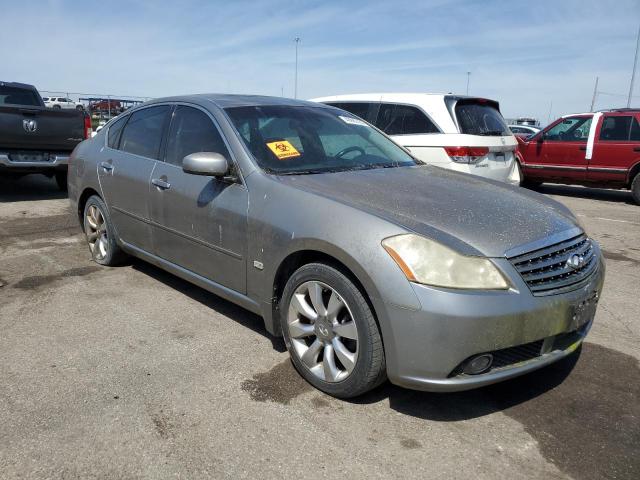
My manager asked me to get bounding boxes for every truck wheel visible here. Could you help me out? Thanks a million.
[55,171,68,191]
[280,263,386,398]
[631,174,640,205]
[83,195,127,266]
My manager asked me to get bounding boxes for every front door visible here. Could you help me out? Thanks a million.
[98,105,171,252]
[523,116,592,181]
[148,105,248,294]
[588,113,638,183]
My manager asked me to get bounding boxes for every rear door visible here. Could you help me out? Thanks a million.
[522,116,592,181]
[588,113,639,183]
[148,104,248,293]
[98,105,171,252]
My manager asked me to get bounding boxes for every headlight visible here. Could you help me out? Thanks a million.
[382,234,510,290]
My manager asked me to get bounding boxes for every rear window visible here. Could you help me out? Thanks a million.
[0,85,41,106]
[455,101,509,136]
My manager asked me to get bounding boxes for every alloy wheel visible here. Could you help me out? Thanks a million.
[287,281,359,382]
[85,205,108,260]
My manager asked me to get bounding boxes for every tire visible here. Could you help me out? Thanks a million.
[54,171,68,191]
[280,263,386,398]
[631,173,640,205]
[75,105,84,111]
[82,195,127,266]
[52,105,61,109]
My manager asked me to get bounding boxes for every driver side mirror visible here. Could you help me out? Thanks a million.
[182,152,230,178]
[536,132,545,143]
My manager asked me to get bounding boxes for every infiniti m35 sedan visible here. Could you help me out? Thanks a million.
[68,95,604,398]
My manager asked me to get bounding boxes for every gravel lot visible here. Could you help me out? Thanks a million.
[1,175,638,480]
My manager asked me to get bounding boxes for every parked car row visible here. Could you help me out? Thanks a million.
[67,94,604,398]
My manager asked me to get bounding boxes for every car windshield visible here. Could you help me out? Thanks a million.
[224,105,419,175]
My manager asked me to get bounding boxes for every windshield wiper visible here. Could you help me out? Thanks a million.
[277,169,333,176]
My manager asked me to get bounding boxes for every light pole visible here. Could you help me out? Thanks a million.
[466,71,471,95]
[627,24,640,107]
[294,37,301,99]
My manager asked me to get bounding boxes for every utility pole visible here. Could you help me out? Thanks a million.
[590,76,599,111]
[628,24,640,107]
[547,100,553,124]
[294,37,301,99]
[466,71,471,95]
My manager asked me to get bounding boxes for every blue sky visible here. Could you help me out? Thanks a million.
[2,0,639,122]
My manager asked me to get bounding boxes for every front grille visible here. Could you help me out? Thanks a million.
[508,234,598,296]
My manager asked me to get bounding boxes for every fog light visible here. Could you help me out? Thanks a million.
[463,354,493,375]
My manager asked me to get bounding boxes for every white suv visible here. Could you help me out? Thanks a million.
[311,93,519,184]
[43,96,84,111]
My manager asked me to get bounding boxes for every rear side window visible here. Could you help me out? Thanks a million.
[120,106,170,159]
[455,101,509,136]
[326,102,376,123]
[599,116,632,141]
[107,115,128,149]
[376,104,439,135]
[164,106,230,166]
[0,85,41,106]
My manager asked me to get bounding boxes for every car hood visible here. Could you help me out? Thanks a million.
[275,165,580,257]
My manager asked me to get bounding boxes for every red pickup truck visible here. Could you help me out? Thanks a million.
[516,109,640,204]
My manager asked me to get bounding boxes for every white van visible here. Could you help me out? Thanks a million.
[311,93,519,184]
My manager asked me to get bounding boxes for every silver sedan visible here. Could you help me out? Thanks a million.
[68,95,604,398]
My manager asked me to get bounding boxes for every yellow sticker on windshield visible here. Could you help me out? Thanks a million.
[266,140,301,160]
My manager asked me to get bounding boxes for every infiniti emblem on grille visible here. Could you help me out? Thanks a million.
[23,119,37,133]
[566,254,585,270]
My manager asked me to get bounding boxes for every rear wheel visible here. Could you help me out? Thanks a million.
[52,105,61,109]
[631,173,640,205]
[83,195,126,266]
[280,263,386,398]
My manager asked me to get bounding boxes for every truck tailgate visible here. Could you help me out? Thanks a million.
[0,106,85,152]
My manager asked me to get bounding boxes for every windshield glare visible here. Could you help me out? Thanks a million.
[225,105,419,174]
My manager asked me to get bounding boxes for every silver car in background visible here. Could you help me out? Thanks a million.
[68,95,604,398]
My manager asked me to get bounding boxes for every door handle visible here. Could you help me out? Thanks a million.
[578,146,587,151]
[152,178,171,190]
[100,161,113,172]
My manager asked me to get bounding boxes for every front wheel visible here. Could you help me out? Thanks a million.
[280,263,386,398]
[83,195,127,266]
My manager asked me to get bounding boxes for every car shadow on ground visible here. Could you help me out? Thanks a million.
[130,258,287,353]
[0,174,67,201]
[533,183,634,204]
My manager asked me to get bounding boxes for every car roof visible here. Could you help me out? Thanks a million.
[144,94,321,109]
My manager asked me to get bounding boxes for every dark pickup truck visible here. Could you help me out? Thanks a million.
[0,81,90,190]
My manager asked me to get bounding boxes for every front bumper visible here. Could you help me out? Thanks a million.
[380,254,605,392]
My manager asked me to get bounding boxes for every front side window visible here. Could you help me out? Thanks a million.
[376,104,439,135]
[119,106,170,159]
[225,105,418,175]
[544,117,592,142]
[455,101,509,136]
[600,116,632,141]
[107,115,128,149]
[164,106,230,166]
